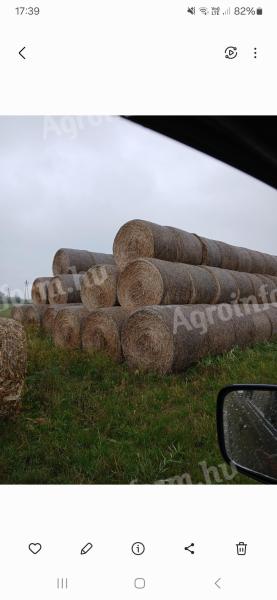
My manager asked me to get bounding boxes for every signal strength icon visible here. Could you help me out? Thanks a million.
[200,7,208,14]
[223,7,231,15]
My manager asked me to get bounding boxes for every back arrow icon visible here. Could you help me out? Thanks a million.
[215,578,222,589]
[19,47,26,59]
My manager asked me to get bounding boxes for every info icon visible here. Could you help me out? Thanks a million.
[132,542,145,556]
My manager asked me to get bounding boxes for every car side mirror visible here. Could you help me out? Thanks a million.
[217,385,277,484]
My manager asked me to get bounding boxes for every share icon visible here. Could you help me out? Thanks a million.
[184,543,195,555]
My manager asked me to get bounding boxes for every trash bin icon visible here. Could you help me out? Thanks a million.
[236,542,247,555]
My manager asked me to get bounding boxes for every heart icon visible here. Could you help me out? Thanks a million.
[29,543,42,555]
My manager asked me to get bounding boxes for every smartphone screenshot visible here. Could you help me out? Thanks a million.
[0,1,277,598]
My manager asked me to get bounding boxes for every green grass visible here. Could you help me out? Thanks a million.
[0,327,276,484]
[0,304,11,318]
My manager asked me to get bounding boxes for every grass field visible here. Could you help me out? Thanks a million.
[0,305,12,318]
[0,322,276,484]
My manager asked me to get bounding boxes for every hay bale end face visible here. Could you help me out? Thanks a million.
[52,248,115,275]
[82,307,131,361]
[0,318,27,417]
[53,306,88,349]
[41,303,81,335]
[118,258,168,309]
[31,277,53,304]
[121,306,175,373]
[48,274,83,304]
[81,264,119,310]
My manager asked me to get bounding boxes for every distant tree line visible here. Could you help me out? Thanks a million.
[0,292,28,305]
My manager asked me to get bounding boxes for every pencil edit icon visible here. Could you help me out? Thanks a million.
[81,543,93,555]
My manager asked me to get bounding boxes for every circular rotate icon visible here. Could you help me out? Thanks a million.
[132,542,145,555]
[225,46,238,59]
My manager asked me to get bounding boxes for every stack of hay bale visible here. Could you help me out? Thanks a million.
[11,219,277,373]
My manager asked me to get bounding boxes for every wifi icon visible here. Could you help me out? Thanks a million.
[200,7,208,14]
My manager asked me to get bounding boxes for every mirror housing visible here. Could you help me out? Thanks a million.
[217,384,277,484]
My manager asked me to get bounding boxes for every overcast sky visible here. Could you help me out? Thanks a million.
[1,116,277,298]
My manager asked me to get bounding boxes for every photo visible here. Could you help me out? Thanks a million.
[1,115,277,485]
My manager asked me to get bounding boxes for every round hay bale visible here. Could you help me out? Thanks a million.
[186,265,219,304]
[249,250,266,274]
[229,271,255,302]
[121,306,175,373]
[113,219,203,269]
[41,303,80,335]
[206,304,237,354]
[217,241,239,270]
[52,248,115,275]
[118,258,195,309]
[197,236,222,267]
[202,267,239,303]
[263,254,277,276]
[53,306,88,349]
[82,307,131,361]
[24,304,44,326]
[266,274,277,285]
[11,304,47,326]
[80,264,119,310]
[31,277,53,304]
[251,309,272,343]
[232,304,257,347]
[265,276,277,302]
[122,303,273,374]
[249,275,267,303]
[122,304,216,374]
[232,303,274,346]
[117,259,165,308]
[236,248,253,273]
[48,274,83,304]
[118,258,219,309]
[0,318,27,417]
[267,306,277,338]
[257,275,277,303]
[114,219,277,274]
[11,304,27,323]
